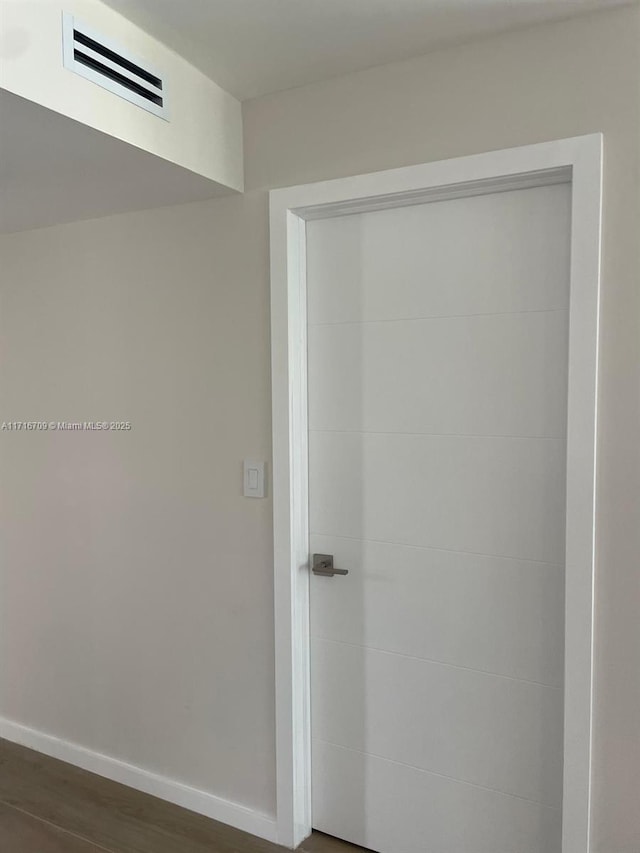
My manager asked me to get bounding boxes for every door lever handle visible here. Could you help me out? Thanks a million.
[312,554,349,577]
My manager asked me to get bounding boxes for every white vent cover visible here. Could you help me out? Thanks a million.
[62,13,168,120]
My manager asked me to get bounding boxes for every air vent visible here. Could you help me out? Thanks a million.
[62,13,168,120]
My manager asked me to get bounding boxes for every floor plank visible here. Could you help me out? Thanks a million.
[0,738,284,853]
[0,801,108,853]
[300,831,371,852]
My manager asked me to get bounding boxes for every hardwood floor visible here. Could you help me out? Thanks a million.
[0,738,368,853]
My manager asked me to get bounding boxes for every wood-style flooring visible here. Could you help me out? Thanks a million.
[0,738,368,853]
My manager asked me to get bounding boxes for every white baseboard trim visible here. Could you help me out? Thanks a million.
[0,717,279,845]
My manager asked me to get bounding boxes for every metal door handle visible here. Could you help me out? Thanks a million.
[312,554,348,577]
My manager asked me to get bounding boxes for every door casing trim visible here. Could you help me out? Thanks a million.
[269,135,603,851]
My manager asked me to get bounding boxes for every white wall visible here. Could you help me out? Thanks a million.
[0,6,638,851]
[0,194,275,818]
[0,0,243,191]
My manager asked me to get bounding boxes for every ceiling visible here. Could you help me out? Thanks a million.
[102,0,630,100]
[0,90,233,234]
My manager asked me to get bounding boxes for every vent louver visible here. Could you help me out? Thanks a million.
[62,13,168,120]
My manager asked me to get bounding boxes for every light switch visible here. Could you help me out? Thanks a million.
[243,460,266,498]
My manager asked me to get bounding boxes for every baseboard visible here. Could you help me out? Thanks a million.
[0,717,279,845]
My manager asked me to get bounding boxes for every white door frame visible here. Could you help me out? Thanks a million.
[270,135,603,852]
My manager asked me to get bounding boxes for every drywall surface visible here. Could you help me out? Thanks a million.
[0,0,243,191]
[0,194,275,816]
[0,6,638,849]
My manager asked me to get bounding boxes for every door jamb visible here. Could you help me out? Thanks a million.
[269,135,603,851]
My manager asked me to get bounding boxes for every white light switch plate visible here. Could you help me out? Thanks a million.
[243,460,266,498]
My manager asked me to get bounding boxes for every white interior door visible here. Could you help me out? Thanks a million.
[307,183,571,853]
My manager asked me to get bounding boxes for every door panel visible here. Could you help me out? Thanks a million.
[308,309,569,438]
[308,183,570,852]
[306,184,570,325]
[310,535,564,687]
[313,741,562,853]
[309,430,566,564]
[312,638,562,806]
